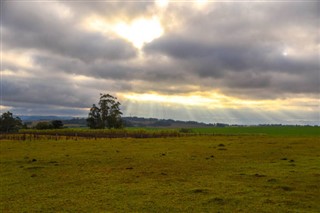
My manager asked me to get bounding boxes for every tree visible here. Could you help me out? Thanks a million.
[87,94,123,129]
[87,104,103,129]
[51,120,64,129]
[0,111,23,132]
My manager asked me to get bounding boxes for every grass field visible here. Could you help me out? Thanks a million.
[191,126,320,136]
[1,134,319,212]
[19,126,320,138]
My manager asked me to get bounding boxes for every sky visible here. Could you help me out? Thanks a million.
[1,0,319,125]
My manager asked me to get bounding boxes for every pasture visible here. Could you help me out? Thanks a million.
[19,125,320,137]
[191,126,320,137]
[1,133,319,212]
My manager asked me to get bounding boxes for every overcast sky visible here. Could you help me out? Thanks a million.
[1,0,319,125]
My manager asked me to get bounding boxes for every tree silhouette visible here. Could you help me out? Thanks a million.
[87,94,123,129]
[0,111,23,132]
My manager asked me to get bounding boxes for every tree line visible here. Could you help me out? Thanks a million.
[0,111,65,132]
[0,93,123,132]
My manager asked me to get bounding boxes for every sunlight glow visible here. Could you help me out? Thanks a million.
[196,0,208,5]
[114,17,164,49]
[195,0,209,9]
[3,52,34,69]
[53,2,73,19]
[0,105,12,111]
[124,93,218,107]
[281,47,300,58]
[121,92,319,112]
[84,16,110,34]
[155,0,169,8]
[72,74,93,82]
[1,69,30,78]
[84,16,164,49]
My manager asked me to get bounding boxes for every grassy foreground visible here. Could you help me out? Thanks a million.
[1,135,319,212]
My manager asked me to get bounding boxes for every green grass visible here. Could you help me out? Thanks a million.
[19,128,181,138]
[1,135,319,212]
[191,126,320,136]
[20,126,320,137]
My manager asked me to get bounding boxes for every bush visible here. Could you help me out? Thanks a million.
[51,120,64,129]
[0,111,23,132]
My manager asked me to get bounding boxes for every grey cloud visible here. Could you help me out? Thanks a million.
[31,49,184,81]
[6,101,88,117]
[225,72,272,89]
[2,1,319,124]
[60,1,155,20]
[31,54,139,80]
[170,2,319,41]
[146,36,318,74]
[144,2,319,96]
[3,1,137,62]
[2,78,92,108]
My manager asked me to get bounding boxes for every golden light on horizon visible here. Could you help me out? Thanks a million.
[123,93,219,107]
[121,92,319,112]
[122,92,256,109]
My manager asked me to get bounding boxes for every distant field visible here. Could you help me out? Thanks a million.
[191,126,320,136]
[1,135,319,212]
[19,126,320,137]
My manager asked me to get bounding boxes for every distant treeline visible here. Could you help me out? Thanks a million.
[23,116,318,129]
[60,117,219,128]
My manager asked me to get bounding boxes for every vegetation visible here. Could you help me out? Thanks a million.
[1,134,319,212]
[179,128,194,133]
[34,122,53,130]
[51,120,64,129]
[15,126,320,139]
[191,126,320,137]
[0,111,23,132]
[87,94,123,129]
[60,116,215,128]
[34,120,64,130]
[18,128,181,139]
